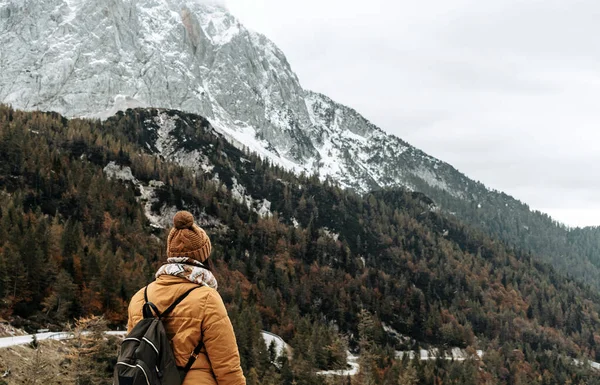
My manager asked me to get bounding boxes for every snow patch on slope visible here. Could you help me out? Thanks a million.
[316,351,359,376]
[210,116,308,174]
[150,112,214,173]
[255,199,272,218]
[262,331,292,362]
[231,178,272,218]
[321,228,340,242]
[413,167,450,192]
[91,95,146,120]
[395,348,484,361]
[197,6,241,46]
[231,177,253,209]
[103,161,136,182]
[103,162,176,229]
[139,180,178,229]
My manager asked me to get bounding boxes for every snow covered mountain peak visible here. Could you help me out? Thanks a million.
[0,0,472,196]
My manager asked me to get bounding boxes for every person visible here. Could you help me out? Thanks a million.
[127,211,246,385]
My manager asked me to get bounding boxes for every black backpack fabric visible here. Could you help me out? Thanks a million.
[114,285,204,385]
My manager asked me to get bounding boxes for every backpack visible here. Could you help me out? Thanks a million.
[114,284,204,385]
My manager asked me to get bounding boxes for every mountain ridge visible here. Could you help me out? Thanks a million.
[2,0,600,292]
[0,0,479,195]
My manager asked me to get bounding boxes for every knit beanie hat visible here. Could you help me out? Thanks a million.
[167,211,212,262]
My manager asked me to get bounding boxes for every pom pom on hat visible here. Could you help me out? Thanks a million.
[173,211,194,229]
[167,211,212,262]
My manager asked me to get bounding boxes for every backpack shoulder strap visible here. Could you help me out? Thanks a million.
[183,339,205,372]
[160,286,200,318]
[145,283,205,375]
[143,284,162,319]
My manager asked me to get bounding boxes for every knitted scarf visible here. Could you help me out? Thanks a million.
[155,257,218,290]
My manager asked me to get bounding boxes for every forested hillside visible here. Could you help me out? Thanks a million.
[2,0,600,300]
[1,105,600,384]
[409,168,600,292]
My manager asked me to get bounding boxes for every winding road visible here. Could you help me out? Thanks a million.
[0,330,126,349]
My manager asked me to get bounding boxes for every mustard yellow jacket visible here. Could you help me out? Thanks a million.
[127,275,246,385]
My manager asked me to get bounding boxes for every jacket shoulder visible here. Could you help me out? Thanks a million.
[129,286,147,309]
[202,288,229,323]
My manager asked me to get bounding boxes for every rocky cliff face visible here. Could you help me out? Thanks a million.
[0,0,478,197]
[0,0,314,166]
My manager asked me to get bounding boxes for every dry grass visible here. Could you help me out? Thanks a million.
[0,340,73,385]
[0,324,26,339]
[0,317,120,385]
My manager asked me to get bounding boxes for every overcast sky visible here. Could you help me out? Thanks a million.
[226,0,600,228]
